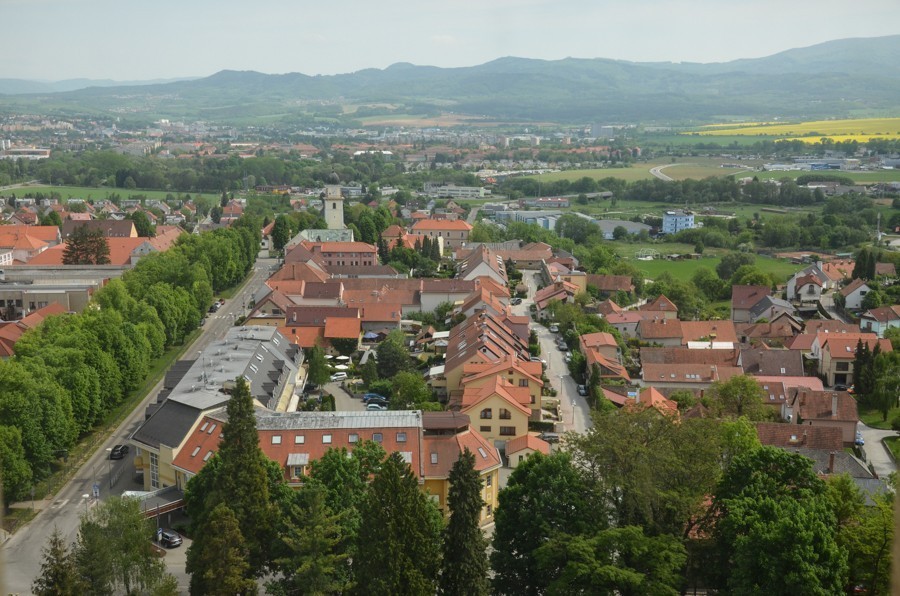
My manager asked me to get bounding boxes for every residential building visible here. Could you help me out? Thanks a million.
[456,245,508,286]
[423,182,489,199]
[840,278,871,310]
[61,219,137,239]
[640,295,678,319]
[818,334,892,386]
[0,303,67,357]
[457,376,531,444]
[586,274,635,296]
[731,285,771,323]
[411,219,473,249]
[505,434,550,468]
[661,210,695,234]
[783,390,859,445]
[533,280,579,319]
[859,305,900,337]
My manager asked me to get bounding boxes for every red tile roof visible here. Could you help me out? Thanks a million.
[641,294,678,313]
[755,422,843,451]
[324,317,361,339]
[731,285,771,310]
[505,434,550,456]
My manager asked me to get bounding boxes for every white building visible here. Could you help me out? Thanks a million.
[661,210,695,234]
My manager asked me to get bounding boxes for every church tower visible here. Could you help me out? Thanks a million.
[324,171,345,230]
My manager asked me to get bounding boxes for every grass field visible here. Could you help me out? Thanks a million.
[531,158,762,184]
[754,170,900,184]
[692,117,900,143]
[14,185,217,203]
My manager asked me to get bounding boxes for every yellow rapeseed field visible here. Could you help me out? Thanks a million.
[692,118,900,142]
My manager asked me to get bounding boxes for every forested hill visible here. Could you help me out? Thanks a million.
[3,35,900,124]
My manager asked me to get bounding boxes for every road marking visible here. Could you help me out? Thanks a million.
[53,499,69,509]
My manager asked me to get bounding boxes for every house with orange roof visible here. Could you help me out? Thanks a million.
[0,225,61,263]
[457,287,510,320]
[533,280,579,319]
[456,245,507,287]
[605,311,647,337]
[244,289,294,326]
[443,311,532,393]
[822,259,854,284]
[596,298,623,317]
[839,278,871,310]
[586,274,635,296]
[505,434,551,468]
[0,303,67,357]
[680,320,738,346]
[786,263,831,302]
[819,334,892,386]
[579,331,630,382]
[640,294,678,319]
[300,241,378,268]
[456,376,532,444]
[637,318,683,347]
[641,362,742,392]
[410,218,473,249]
[783,389,859,445]
[859,305,900,338]
[457,355,544,419]
[626,387,678,416]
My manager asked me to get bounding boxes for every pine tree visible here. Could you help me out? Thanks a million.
[353,452,442,595]
[186,503,258,596]
[430,237,441,261]
[268,485,350,595]
[377,238,390,263]
[421,235,432,256]
[439,449,489,596]
[32,527,83,596]
[62,226,111,265]
[852,339,869,390]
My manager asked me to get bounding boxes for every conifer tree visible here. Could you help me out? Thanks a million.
[353,452,442,595]
[32,527,83,596]
[430,237,441,261]
[186,503,258,596]
[439,449,489,596]
[62,226,111,265]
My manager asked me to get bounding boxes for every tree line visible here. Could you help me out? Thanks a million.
[0,218,259,506]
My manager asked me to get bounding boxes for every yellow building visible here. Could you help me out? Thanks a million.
[459,356,544,419]
[457,376,532,444]
[421,412,502,526]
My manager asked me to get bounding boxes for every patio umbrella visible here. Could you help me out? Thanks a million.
[334,364,350,370]
[363,331,379,340]
[336,355,350,361]
[324,355,333,359]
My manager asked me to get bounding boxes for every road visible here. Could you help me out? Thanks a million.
[517,272,591,434]
[858,423,899,479]
[2,255,279,596]
[649,164,676,181]
[466,206,480,225]
[817,292,851,324]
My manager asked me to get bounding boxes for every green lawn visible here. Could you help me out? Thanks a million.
[860,407,897,430]
[13,185,216,203]
[754,170,900,184]
[884,436,900,461]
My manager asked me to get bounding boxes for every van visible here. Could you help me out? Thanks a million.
[330,372,348,382]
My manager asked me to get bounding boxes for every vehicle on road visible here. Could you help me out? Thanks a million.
[855,431,865,446]
[557,340,567,351]
[564,352,572,363]
[362,393,387,403]
[208,303,220,313]
[577,385,588,396]
[539,432,560,444]
[549,324,559,333]
[330,372,348,381]
[510,297,522,305]
[366,403,388,411]
[833,384,848,391]
[159,529,182,548]
[109,444,129,459]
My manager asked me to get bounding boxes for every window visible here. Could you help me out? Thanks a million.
[480,426,491,433]
[207,424,216,435]
[295,435,305,444]
[150,451,159,489]
[200,422,209,432]
[349,433,359,443]
[500,426,516,436]
[272,435,282,445]
[486,474,492,487]
[292,466,304,479]
[191,446,200,457]
[480,408,492,419]
[477,447,488,458]
[373,433,383,443]
[431,452,438,464]
[322,434,332,444]
[836,362,850,372]
[486,504,493,516]
[499,408,512,420]
[519,378,528,387]
[397,432,407,443]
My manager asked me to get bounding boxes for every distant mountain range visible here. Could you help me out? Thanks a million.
[0,77,196,95]
[2,36,899,124]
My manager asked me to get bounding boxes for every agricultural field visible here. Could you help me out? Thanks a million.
[754,169,900,184]
[617,251,804,283]
[691,117,900,144]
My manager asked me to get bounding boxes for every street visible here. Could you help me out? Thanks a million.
[858,422,899,479]
[2,255,278,595]
[517,272,592,434]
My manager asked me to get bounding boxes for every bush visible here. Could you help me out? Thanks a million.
[528,420,555,432]
[891,416,900,431]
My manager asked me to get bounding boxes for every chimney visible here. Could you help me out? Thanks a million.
[828,451,835,474]
[832,393,838,418]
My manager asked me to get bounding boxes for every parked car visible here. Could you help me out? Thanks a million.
[855,431,865,446]
[305,382,319,392]
[362,393,387,403]
[109,444,129,460]
[330,372,348,382]
[833,384,848,391]
[208,303,220,313]
[159,529,182,548]
[549,324,559,333]
[539,432,560,444]
[557,341,567,351]
[366,403,388,411]
[564,352,572,363]
[577,385,588,396]
[510,297,522,305]
[366,398,389,408]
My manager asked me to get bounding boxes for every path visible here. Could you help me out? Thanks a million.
[466,206,480,225]
[649,164,678,181]
[858,423,899,479]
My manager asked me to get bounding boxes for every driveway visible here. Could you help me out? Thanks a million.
[324,381,365,411]
[858,422,899,479]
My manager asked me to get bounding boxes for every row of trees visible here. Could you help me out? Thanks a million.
[0,219,259,506]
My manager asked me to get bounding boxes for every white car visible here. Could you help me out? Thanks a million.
[366,403,387,411]
[549,324,559,333]
[330,372,348,381]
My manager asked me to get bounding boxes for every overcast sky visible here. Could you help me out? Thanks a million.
[4,0,899,81]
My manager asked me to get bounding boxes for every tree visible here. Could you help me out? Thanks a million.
[271,214,292,251]
[33,527,83,596]
[0,425,32,506]
[710,447,847,594]
[127,211,156,237]
[534,527,686,596]
[306,344,331,387]
[353,452,442,595]
[390,371,434,410]
[330,337,359,356]
[716,252,755,280]
[706,374,768,420]
[375,330,412,379]
[39,210,63,227]
[186,503,258,596]
[439,449,489,596]
[492,452,595,595]
[72,496,175,595]
[269,485,350,596]
[184,377,275,576]
[62,225,111,265]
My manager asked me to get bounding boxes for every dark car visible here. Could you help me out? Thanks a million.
[362,393,387,403]
[539,432,560,444]
[833,384,848,391]
[159,529,183,548]
[109,444,129,460]
[510,297,522,305]
[577,385,588,396]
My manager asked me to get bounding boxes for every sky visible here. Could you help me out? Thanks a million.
[3,0,900,81]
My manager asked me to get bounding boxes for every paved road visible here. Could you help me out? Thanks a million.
[818,293,851,324]
[858,422,899,479]
[2,255,278,595]
[649,164,676,182]
[518,272,591,434]
[325,382,366,411]
[466,207,480,225]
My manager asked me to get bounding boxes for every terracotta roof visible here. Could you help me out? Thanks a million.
[505,434,550,456]
[359,303,402,323]
[302,241,378,253]
[605,312,646,325]
[839,278,869,297]
[680,321,738,344]
[597,299,623,316]
[740,348,805,376]
[580,332,618,350]
[640,294,678,313]
[286,306,358,326]
[792,390,858,422]
[627,387,678,415]
[824,337,892,360]
[860,305,900,323]
[422,428,501,478]
[785,333,816,351]
[795,274,824,289]
[586,274,635,293]
[459,376,531,417]
[640,347,738,366]
[279,326,325,348]
[804,320,859,334]
[755,423,843,451]
[731,285,771,310]
[324,317,362,339]
[411,219,473,231]
[638,318,682,339]
[461,356,543,387]
[28,237,156,266]
[270,262,330,283]
[755,375,823,393]
[822,260,854,282]
[475,276,511,299]
[642,363,742,384]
